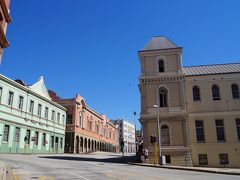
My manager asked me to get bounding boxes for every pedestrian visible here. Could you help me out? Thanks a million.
[140,148,145,163]
[144,147,149,163]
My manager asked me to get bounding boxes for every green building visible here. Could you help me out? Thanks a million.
[0,74,66,154]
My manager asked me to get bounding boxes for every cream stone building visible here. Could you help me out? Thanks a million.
[138,36,240,167]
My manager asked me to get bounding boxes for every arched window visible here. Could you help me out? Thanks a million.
[192,86,201,101]
[158,60,164,73]
[212,84,221,100]
[231,84,240,99]
[161,125,170,146]
[159,88,168,107]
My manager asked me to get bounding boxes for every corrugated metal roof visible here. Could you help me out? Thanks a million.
[183,63,240,76]
[142,36,179,51]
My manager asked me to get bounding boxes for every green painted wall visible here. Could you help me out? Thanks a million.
[0,74,66,154]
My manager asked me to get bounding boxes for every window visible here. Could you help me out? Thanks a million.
[18,96,24,110]
[219,153,229,165]
[51,136,54,148]
[232,84,239,99]
[62,115,65,125]
[0,87,3,103]
[236,119,240,140]
[161,125,170,146]
[198,154,208,165]
[29,100,34,113]
[192,86,201,101]
[79,111,82,127]
[42,133,46,146]
[96,123,99,134]
[159,88,167,107]
[8,91,14,106]
[88,120,92,130]
[60,138,63,148]
[25,130,30,144]
[57,113,60,123]
[45,107,49,119]
[51,110,55,121]
[34,131,39,145]
[37,104,42,117]
[195,120,205,142]
[212,84,221,100]
[14,127,20,143]
[3,125,9,142]
[158,60,164,72]
[66,114,72,124]
[215,119,225,141]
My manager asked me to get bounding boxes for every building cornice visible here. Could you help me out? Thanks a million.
[0,0,11,23]
[0,74,67,111]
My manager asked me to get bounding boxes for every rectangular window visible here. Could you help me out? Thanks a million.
[26,130,30,144]
[34,131,39,145]
[51,110,55,121]
[3,125,9,142]
[45,107,49,119]
[198,154,208,165]
[236,119,240,140]
[66,114,72,124]
[79,112,82,127]
[166,155,171,164]
[8,91,14,106]
[18,96,24,110]
[219,153,229,165]
[57,113,60,123]
[37,104,42,117]
[14,127,20,143]
[29,100,34,114]
[51,136,54,148]
[215,119,225,141]
[62,115,65,125]
[60,138,63,148]
[42,133,46,146]
[195,120,205,142]
[0,87,3,103]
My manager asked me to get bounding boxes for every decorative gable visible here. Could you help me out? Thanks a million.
[28,76,51,100]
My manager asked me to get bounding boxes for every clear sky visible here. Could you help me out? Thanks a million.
[1,0,240,129]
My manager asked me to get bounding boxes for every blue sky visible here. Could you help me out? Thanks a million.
[1,0,240,129]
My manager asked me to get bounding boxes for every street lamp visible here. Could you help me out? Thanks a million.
[133,112,137,153]
[153,104,162,165]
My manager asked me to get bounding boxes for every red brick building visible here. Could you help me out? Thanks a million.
[0,0,11,63]
[49,91,119,153]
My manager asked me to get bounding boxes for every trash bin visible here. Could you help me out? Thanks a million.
[161,156,166,165]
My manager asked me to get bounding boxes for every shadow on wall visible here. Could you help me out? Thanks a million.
[39,155,136,164]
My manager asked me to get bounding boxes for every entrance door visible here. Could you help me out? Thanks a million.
[55,137,59,153]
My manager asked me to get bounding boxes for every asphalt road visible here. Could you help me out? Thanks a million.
[0,152,239,180]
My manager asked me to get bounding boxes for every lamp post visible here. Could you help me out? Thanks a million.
[153,105,162,165]
[133,112,137,153]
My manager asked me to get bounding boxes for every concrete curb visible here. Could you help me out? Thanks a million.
[127,163,240,176]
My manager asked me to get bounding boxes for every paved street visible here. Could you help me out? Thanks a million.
[0,152,239,180]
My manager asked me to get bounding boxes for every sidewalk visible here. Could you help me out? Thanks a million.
[0,161,6,180]
[127,162,240,176]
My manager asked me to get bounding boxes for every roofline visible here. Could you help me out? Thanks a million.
[186,71,240,77]
[0,74,67,111]
[152,35,179,48]
[183,62,240,68]
[138,47,183,53]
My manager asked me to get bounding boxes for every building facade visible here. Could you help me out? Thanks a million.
[0,74,66,154]
[113,119,136,153]
[50,92,119,154]
[138,36,240,167]
[0,0,11,63]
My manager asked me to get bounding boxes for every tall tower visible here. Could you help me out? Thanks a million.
[0,0,11,63]
[138,36,192,165]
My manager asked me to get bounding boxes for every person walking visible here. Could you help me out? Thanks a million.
[144,147,149,163]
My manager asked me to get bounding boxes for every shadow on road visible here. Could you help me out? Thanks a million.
[39,155,137,164]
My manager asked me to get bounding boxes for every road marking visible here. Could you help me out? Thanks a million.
[70,173,90,180]
[12,173,19,180]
